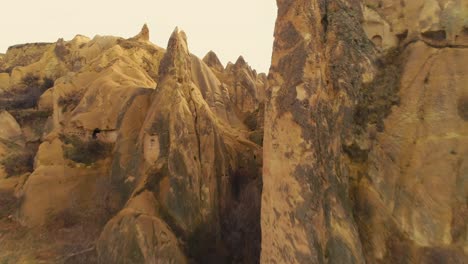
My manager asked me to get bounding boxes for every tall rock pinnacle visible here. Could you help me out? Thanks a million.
[203,50,224,72]
[261,0,374,263]
[132,23,150,41]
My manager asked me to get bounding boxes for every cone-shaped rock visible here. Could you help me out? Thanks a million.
[203,50,224,72]
[99,27,263,262]
[132,23,150,41]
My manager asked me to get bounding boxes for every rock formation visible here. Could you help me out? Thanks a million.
[262,0,467,263]
[0,24,264,263]
[262,0,374,263]
[0,1,466,263]
[349,1,468,263]
[98,27,262,263]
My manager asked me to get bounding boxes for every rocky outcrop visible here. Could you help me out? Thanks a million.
[98,27,262,263]
[348,1,468,263]
[203,51,268,125]
[203,50,224,73]
[350,41,468,264]
[263,0,467,263]
[1,1,465,263]
[0,23,266,263]
[261,0,374,263]
[363,0,468,47]
[131,23,150,42]
[97,191,187,263]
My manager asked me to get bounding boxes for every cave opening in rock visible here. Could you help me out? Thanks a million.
[92,128,101,139]
[372,35,383,48]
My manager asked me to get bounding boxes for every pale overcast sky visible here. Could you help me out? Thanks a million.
[0,0,277,72]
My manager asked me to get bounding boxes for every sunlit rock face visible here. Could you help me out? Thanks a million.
[262,0,467,263]
[0,24,265,263]
[0,1,466,263]
[350,1,468,263]
[203,51,268,125]
[99,28,263,263]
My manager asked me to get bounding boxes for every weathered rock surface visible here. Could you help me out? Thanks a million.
[0,24,265,263]
[203,50,224,72]
[97,191,187,263]
[98,27,262,263]
[262,0,374,263]
[1,1,466,263]
[0,111,22,141]
[203,51,268,125]
[350,42,468,264]
[349,1,468,263]
[262,0,467,263]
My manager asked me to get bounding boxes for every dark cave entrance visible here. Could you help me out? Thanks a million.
[92,128,101,139]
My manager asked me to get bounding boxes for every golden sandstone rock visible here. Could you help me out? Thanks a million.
[0,1,466,263]
[262,0,467,263]
[0,24,264,262]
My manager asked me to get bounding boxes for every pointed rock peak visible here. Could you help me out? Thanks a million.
[166,27,189,55]
[234,55,248,68]
[225,62,234,72]
[72,34,90,42]
[158,27,191,77]
[203,50,224,71]
[132,23,150,41]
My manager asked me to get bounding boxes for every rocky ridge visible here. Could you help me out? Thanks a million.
[0,24,266,263]
[0,1,466,263]
[262,0,467,263]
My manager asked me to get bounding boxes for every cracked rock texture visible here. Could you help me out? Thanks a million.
[0,1,466,263]
[0,24,264,263]
[262,0,467,263]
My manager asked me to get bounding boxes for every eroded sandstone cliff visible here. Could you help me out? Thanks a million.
[0,24,265,263]
[0,1,466,263]
[262,0,467,263]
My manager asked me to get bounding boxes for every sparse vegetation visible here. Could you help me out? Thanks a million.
[0,74,55,110]
[0,66,14,74]
[41,77,55,91]
[244,110,258,131]
[0,191,17,219]
[353,47,403,132]
[58,91,84,112]
[0,152,34,177]
[9,109,51,123]
[9,109,52,136]
[61,135,113,165]
[20,73,40,90]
